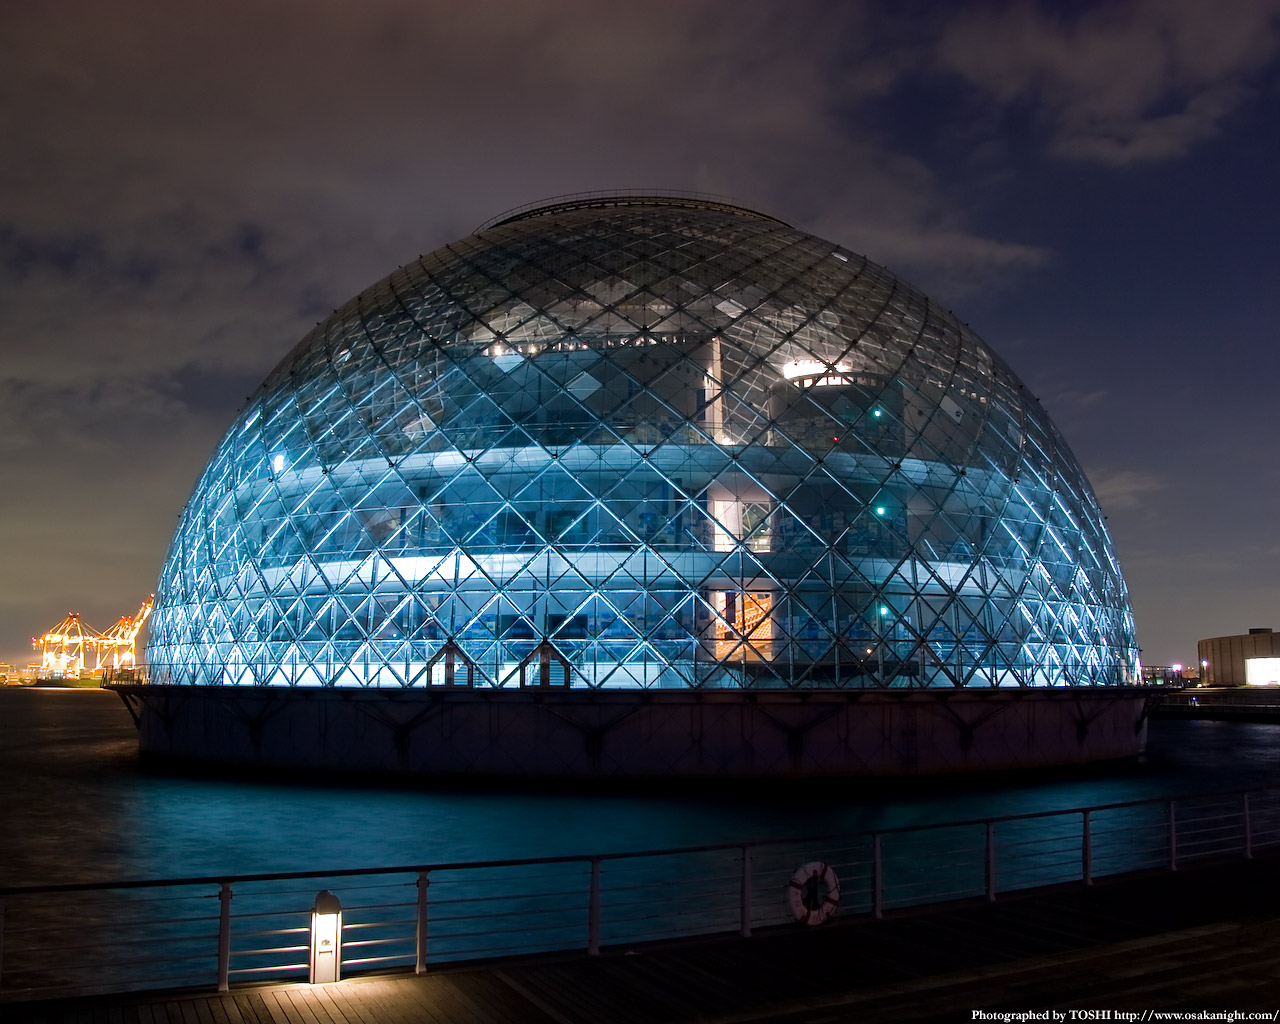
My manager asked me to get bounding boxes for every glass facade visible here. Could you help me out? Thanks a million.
[147,195,1138,690]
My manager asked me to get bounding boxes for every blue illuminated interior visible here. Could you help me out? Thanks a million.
[147,196,1138,689]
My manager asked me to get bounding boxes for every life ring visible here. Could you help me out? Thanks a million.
[787,861,840,925]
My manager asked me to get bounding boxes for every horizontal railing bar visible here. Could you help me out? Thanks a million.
[16,949,218,971]
[0,972,221,999]
[12,934,217,957]
[423,922,591,943]
[231,945,310,957]
[430,920,600,939]
[429,867,593,881]
[227,929,307,940]
[603,891,737,912]
[227,963,309,975]
[423,892,591,911]
[422,939,584,958]
[341,920,415,932]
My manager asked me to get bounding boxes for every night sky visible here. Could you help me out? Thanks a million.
[3,0,1277,669]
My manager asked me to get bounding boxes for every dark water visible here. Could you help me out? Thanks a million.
[3,687,1279,889]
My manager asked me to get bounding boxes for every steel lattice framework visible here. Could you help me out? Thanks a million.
[147,195,1138,690]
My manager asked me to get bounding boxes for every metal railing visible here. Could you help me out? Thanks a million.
[1156,688,1280,715]
[3,785,1280,1002]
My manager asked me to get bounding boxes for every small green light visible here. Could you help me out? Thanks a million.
[875,506,886,516]
[872,409,882,418]
[879,606,889,616]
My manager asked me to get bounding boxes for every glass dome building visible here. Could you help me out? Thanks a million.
[146,194,1138,695]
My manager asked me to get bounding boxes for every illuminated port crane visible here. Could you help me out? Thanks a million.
[36,613,100,676]
[34,596,154,676]
[100,597,154,668]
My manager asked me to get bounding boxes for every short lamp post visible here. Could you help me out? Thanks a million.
[310,890,342,984]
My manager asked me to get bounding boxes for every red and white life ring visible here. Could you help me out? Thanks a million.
[787,861,840,925]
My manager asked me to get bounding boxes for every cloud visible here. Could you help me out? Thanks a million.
[0,1,1056,412]
[836,224,1053,300]
[1052,388,1109,410]
[1088,468,1166,510]
[936,0,1280,165]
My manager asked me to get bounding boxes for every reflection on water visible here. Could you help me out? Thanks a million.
[2,688,1278,888]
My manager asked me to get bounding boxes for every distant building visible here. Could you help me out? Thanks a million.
[1198,629,1280,686]
[1143,665,1195,685]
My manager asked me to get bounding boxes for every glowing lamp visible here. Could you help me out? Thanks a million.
[310,890,342,984]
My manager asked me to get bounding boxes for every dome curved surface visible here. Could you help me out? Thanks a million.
[147,197,1138,690]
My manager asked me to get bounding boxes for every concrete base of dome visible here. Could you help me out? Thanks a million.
[109,684,1157,778]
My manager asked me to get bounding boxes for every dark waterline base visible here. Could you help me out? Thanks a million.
[113,682,1154,777]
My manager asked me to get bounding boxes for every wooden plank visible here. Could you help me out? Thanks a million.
[190,995,218,1024]
[330,979,421,1024]
[311,985,376,1024]
[398,974,498,1024]
[603,951,756,1015]
[320,982,389,1024]
[373,977,454,1024]
[304,987,359,1024]
[205,996,238,1024]
[448,971,566,1024]
[285,988,330,1024]
[141,1003,168,1024]
[495,966,630,1024]
[384,976,464,1024]
[237,992,278,1024]
[275,991,319,1024]
[261,990,306,1024]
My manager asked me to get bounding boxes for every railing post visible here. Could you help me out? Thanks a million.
[415,871,430,974]
[588,859,602,956]
[1244,793,1253,860]
[739,846,752,938]
[872,834,883,919]
[216,882,233,993]
[1082,810,1093,886]
[1,898,6,989]
[1168,800,1178,872]
[985,822,997,902]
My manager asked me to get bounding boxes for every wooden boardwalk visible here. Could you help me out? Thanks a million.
[11,855,1280,1023]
